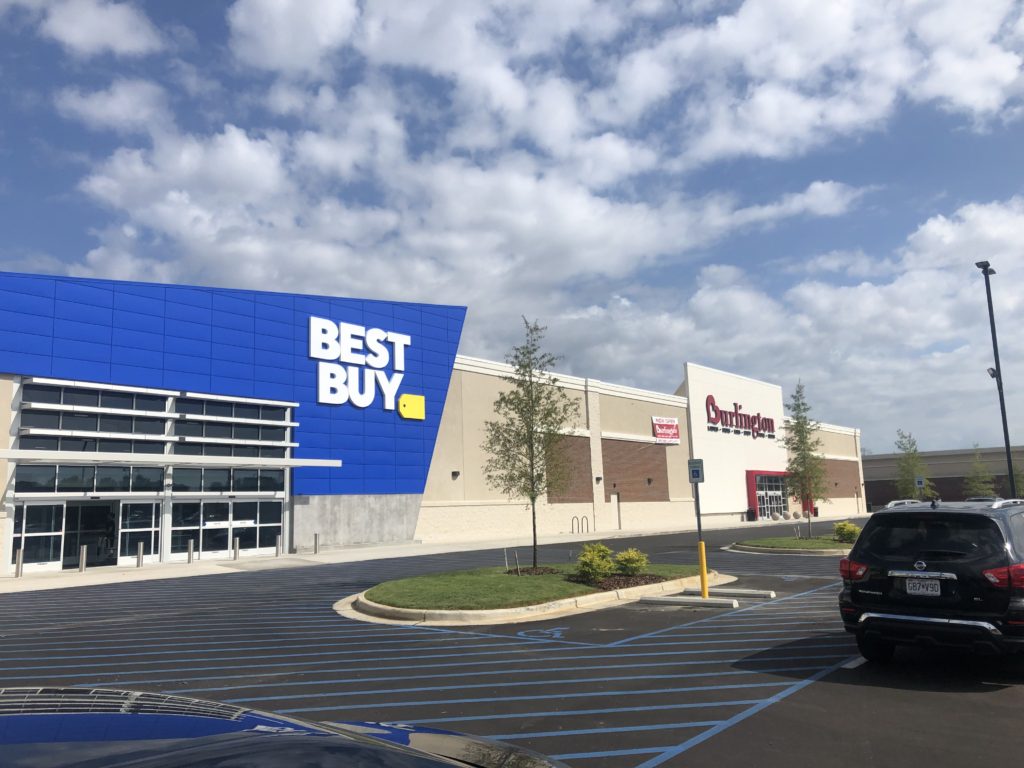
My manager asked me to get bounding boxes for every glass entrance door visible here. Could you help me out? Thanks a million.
[169,500,283,561]
[10,503,64,572]
[63,503,117,568]
[755,474,789,520]
[117,502,161,566]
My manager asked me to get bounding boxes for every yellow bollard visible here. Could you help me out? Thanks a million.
[698,540,709,599]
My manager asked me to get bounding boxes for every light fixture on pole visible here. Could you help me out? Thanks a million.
[975,260,1017,498]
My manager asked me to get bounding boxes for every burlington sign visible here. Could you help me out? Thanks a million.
[705,394,775,439]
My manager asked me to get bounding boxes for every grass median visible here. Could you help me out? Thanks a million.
[363,563,702,611]
[737,536,848,550]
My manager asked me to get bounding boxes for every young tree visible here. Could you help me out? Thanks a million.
[783,382,829,538]
[482,318,580,568]
[963,445,996,499]
[894,429,935,500]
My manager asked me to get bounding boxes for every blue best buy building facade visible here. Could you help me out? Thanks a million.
[0,271,465,572]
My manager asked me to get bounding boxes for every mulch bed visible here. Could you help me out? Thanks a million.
[504,569,669,591]
[594,574,666,590]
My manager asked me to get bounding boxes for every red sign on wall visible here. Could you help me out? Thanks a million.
[652,417,680,444]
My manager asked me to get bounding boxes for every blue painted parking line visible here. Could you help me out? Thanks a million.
[402,698,764,725]
[607,582,842,647]
[631,655,856,768]
[277,681,793,715]
[28,641,855,686]
[224,665,831,704]
[552,746,669,760]
[490,719,723,741]
[0,637,541,668]
[171,651,851,695]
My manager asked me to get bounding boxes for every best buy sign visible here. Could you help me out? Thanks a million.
[308,316,424,419]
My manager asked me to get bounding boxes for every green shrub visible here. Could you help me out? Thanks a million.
[576,542,615,584]
[615,547,650,575]
[834,521,861,544]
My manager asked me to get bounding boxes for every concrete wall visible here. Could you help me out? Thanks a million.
[863,445,1024,505]
[0,375,13,574]
[291,493,422,551]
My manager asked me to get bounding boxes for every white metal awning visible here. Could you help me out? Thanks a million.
[0,449,341,469]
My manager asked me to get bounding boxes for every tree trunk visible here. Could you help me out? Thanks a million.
[805,496,813,539]
[531,497,538,568]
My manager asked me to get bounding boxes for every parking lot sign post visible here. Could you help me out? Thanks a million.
[688,459,709,599]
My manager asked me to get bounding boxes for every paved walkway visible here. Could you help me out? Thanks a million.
[1,516,868,594]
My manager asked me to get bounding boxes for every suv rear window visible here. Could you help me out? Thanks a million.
[855,513,1006,561]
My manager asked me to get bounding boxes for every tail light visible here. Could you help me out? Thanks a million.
[982,563,1024,589]
[840,558,868,581]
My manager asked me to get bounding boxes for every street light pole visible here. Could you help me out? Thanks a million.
[976,260,1017,498]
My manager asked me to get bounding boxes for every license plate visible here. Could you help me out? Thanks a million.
[905,578,941,596]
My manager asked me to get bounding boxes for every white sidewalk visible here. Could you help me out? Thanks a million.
[0,528,667,594]
[1,516,863,594]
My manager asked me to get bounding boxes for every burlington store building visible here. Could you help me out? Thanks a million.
[0,272,863,574]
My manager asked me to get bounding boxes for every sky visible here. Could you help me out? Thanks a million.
[1,0,1024,455]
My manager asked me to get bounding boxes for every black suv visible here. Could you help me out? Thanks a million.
[839,501,1024,661]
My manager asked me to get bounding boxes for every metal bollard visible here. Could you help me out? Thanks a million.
[233,537,240,561]
[187,539,194,564]
[15,548,24,578]
[313,533,320,554]
[136,541,144,568]
[79,545,88,573]
[275,534,282,558]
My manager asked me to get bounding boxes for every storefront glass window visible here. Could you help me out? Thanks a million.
[204,469,231,491]
[95,466,131,492]
[57,466,95,492]
[259,470,285,491]
[63,389,99,407]
[15,465,57,493]
[62,412,98,431]
[172,468,202,492]
[131,467,164,492]
[134,394,167,412]
[22,384,61,404]
[101,391,135,410]
[22,410,61,429]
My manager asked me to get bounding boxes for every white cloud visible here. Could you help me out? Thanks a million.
[595,0,1022,166]
[55,78,170,134]
[27,0,1024,459]
[40,0,163,57]
[794,250,899,279]
[227,0,358,76]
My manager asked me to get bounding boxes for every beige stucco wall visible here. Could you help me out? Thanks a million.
[416,357,863,546]
[816,427,860,459]
[417,359,694,544]
[422,366,588,507]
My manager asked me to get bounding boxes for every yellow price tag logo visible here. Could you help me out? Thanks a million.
[398,393,425,420]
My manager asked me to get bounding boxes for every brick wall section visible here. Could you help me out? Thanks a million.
[824,458,862,498]
[546,435,595,504]
[602,439,670,502]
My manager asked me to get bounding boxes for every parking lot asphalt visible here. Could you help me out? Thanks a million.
[3,526,1022,767]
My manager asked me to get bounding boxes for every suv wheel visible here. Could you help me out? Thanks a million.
[857,635,895,663]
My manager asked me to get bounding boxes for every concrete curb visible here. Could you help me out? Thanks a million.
[727,543,850,556]
[640,595,739,608]
[335,571,737,626]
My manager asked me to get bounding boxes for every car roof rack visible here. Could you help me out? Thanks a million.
[992,499,1024,508]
